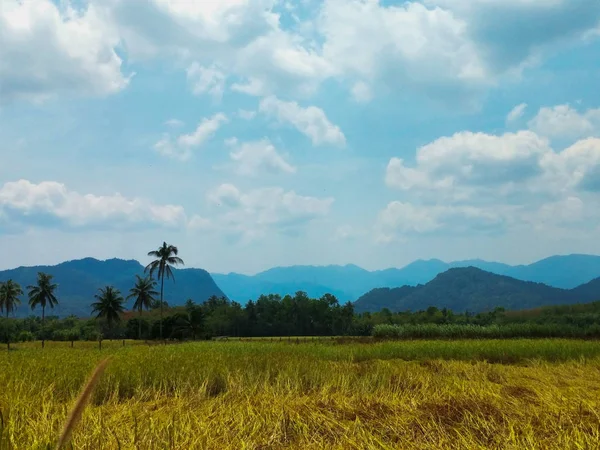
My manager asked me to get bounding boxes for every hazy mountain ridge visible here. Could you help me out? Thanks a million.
[2,254,600,317]
[354,267,600,313]
[212,254,600,303]
[0,258,225,317]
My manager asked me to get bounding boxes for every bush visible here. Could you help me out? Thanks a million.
[372,323,600,339]
[17,331,35,342]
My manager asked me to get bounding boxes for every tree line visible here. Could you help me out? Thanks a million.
[3,241,599,346]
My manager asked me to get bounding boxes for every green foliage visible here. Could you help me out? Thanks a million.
[91,286,125,328]
[0,279,23,317]
[146,241,185,340]
[27,272,59,321]
[373,323,600,339]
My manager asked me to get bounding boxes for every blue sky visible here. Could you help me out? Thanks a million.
[1,0,600,274]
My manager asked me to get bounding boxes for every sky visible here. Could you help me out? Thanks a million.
[1,0,600,274]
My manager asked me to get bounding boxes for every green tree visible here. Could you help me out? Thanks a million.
[91,286,125,333]
[0,280,23,350]
[145,242,184,340]
[27,272,59,347]
[0,280,23,318]
[127,275,158,340]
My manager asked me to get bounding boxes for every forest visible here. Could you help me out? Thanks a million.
[3,291,600,344]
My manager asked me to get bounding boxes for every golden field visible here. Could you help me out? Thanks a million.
[1,340,600,449]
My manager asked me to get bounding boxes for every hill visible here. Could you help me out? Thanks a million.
[354,267,600,313]
[212,254,600,303]
[0,258,225,317]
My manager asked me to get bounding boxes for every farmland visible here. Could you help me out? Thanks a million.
[2,339,600,449]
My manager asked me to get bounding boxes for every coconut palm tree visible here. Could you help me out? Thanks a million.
[127,275,158,340]
[0,280,23,350]
[91,286,125,334]
[28,272,59,347]
[145,242,184,340]
[27,272,59,322]
[0,280,23,318]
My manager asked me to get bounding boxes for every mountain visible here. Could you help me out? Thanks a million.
[501,254,600,289]
[0,258,225,317]
[354,267,600,313]
[212,254,600,303]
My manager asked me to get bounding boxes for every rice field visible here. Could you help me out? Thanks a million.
[1,340,600,449]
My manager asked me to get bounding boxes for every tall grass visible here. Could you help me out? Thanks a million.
[373,323,600,339]
[1,340,600,449]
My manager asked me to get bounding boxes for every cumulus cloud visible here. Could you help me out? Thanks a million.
[0,179,186,230]
[0,0,131,103]
[5,0,599,105]
[427,0,600,72]
[154,113,228,160]
[259,95,346,146]
[528,104,600,140]
[385,131,552,204]
[380,120,600,240]
[206,183,333,241]
[229,139,296,176]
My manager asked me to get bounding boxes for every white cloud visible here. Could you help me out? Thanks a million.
[259,95,346,146]
[374,201,507,242]
[229,139,296,176]
[542,138,600,192]
[385,131,552,203]
[207,184,242,208]
[382,124,600,240]
[0,0,130,103]
[507,103,528,123]
[207,183,333,241]
[0,179,186,230]
[318,0,487,105]
[426,0,600,71]
[186,63,226,100]
[528,105,600,140]
[155,113,228,160]
[104,0,334,98]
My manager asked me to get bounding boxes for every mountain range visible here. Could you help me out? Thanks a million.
[1,254,600,316]
[354,267,600,313]
[0,258,224,317]
[212,254,600,302]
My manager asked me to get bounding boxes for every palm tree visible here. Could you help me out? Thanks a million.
[91,286,125,334]
[145,242,184,340]
[0,280,23,318]
[127,275,158,340]
[0,280,23,350]
[27,273,59,346]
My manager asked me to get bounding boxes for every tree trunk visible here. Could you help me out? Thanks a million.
[5,310,9,351]
[160,275,165,342]
[138,307,142,341]
[42,305,45,349]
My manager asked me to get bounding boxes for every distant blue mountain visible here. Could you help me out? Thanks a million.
[2,254,599,316]
[0,258,225,317]
[211,254,600,303]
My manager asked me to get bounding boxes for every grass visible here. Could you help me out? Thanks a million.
[1,340,600,449]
